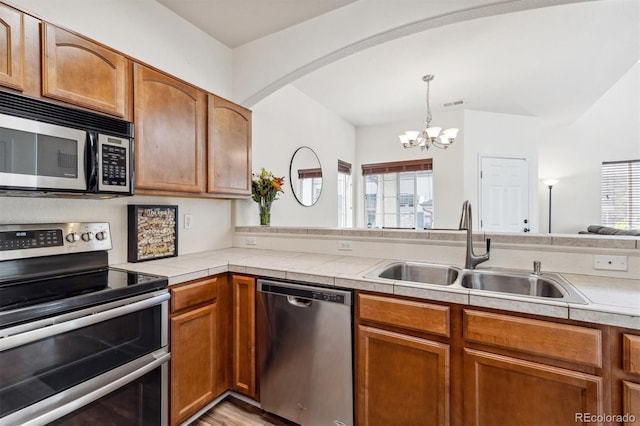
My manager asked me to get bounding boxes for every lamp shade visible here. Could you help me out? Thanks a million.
[425,126,441,139]
[405,131,420,140]
[443,128,459,139]
[439,135,450,146]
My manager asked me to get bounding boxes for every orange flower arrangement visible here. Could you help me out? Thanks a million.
[251,168,285,225]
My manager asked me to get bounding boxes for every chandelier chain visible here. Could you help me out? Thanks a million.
[425,77,432,127]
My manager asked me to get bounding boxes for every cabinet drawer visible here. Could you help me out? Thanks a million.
[359,293,450,337]
[464,310,601,367]
[171,277,218,312]
[623,334,640,376]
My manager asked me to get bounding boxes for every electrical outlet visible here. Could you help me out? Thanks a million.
[246,236,257,245]
[338,240,353,251]
[184,214,193,229]
[593,254,627,271]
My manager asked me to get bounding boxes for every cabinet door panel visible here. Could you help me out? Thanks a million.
[464,348,602,426]
[357,325,449,426]
[232,274,256,398]
[623,334,640,376]
[134,64,206,193]
[170,303,216,425]
[42,23,127,116]
[624,381,640,425]
[208,95,252,196]
[0,4,23,91]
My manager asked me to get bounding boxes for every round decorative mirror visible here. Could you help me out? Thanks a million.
[289,146,323,206]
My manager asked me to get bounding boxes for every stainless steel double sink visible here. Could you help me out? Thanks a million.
[365,261,588,304]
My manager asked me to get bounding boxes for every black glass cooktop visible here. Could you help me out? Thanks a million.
[0,268,167,329]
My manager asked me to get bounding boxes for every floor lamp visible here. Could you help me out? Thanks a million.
[544,179,558,233]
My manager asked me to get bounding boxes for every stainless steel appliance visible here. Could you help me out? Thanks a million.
[257,279,353,426]
[0,91,133,197]
[0,222,169,425]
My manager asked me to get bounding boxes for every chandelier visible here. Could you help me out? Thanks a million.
[399,74,459,150]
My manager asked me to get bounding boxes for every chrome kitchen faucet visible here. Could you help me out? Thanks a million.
[459,200,491,269]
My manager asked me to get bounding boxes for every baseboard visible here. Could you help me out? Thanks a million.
[181,390,260,425]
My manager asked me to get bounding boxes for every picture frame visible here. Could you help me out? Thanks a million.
[127,204,178,262]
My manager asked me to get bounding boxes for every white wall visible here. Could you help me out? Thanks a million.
[1,0,236,264]
[0,196,232,265]
[538,63,640,234]
[463,110,540,231]
[234,85,356,227]
[8,0,233,99]
[355,110,465,229]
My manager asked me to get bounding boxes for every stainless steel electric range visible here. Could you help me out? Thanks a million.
[0,222,170,425]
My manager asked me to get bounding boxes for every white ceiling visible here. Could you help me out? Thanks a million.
[157,0,639,127]
[292,0,639,126]
[156,0,357,48]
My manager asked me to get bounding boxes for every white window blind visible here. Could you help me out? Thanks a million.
[601,160,639,230]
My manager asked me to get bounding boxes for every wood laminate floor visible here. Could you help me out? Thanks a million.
[192,396,299,426]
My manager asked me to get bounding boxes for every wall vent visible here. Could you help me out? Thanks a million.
[442,100,465,108]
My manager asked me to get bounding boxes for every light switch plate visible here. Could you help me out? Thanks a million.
[184,214,193,229]
[593,254,627,271]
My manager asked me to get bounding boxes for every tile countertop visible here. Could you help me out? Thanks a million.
[112,247,640,330]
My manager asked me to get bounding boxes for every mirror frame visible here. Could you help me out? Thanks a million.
[289,146,323,207]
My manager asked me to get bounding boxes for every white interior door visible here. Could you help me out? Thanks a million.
[480,156,530,232]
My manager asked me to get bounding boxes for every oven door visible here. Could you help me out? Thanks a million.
[0,291,169,425]
[0,113,87,191]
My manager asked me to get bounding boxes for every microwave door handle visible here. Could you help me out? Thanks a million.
[87,131,98,190]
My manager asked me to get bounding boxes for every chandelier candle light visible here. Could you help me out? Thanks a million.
[399,74,459,150]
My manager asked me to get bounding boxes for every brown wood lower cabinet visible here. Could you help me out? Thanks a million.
[231,274,257,399]
[463,348,602,426]
[170,276,226,426]
[357,325,449,426]
[355,291,617,426]
[614,331,640,424]
[171,303,217,425]
[356,293,450,426]
[169,273,257,425]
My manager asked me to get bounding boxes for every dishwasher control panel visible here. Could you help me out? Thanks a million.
[257,279,352,306]
[312,291,344,303]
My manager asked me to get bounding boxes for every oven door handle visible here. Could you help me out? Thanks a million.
[2,349,170,426]
[0,292,169,351]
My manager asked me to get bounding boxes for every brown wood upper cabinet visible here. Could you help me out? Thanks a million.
[208,94,252,197]
[42,23,128,117]
[0,4,24,91]
[133,63,207,193]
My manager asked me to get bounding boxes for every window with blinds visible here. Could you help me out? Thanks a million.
[601,159,639,230]
[362,159,433,229]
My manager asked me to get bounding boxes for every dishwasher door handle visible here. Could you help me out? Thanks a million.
[287,296,312,307]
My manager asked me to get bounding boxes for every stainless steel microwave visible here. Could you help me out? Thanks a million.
[0,91,134,197]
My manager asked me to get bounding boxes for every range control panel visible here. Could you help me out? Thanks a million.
[0,229,63,251]
[0,222,112,260]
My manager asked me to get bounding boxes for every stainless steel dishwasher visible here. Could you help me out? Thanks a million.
[257,279,353,426]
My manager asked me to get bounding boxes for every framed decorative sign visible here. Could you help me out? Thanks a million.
[127,204,178,262]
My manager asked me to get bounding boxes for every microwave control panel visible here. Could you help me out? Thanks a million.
[98,134,130,193]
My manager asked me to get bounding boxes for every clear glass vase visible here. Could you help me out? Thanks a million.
[259,201,272,226]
